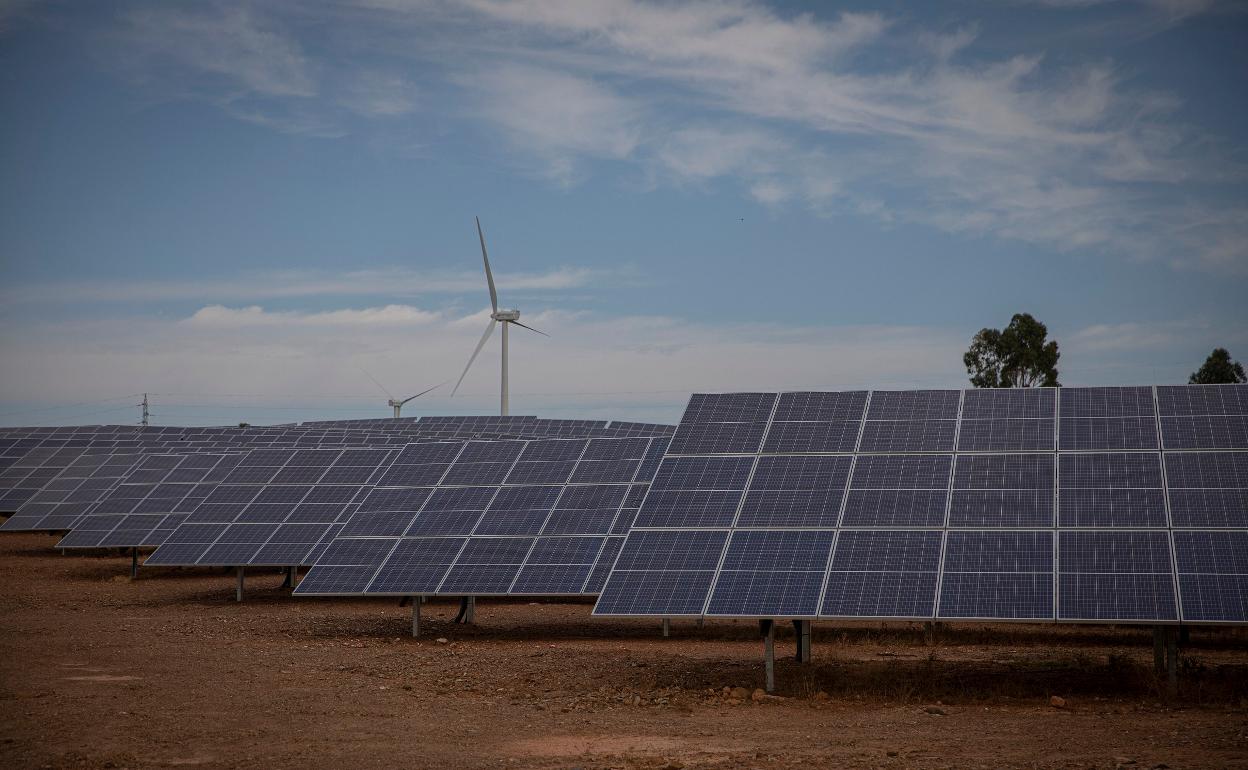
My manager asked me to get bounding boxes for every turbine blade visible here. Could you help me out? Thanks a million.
[451,319,497,397]
[358,366,394,400]
[507,319,549,337]
[476,216,498,313]
[399,382,442,406]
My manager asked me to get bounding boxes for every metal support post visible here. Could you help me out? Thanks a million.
[236,566,245,603]
[793,619,812,663]
[760,619,775,694]
[466,596,475,623]
[661,618,670,637]
[411,598,420,638]
[1153,626,1165,674]
[1166,625,1179,695]
[130,548,139,579]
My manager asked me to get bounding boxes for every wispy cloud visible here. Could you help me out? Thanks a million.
[2,302,1231,422]
[2,265,623,304]
[81,0,1248,272]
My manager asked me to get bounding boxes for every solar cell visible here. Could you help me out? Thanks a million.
[1058,453,1166,527]
[821,530,942,619]
[841,455,951,527]
[949,454,1054,527]
[1164,452,1248,527]
[1172,530,1248,623]
[737,455,851,527]
[937,531,1054,619]
[705,530,835,616]
[1057,530,1177,621]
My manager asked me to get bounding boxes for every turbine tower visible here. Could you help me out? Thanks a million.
[360,368,439,418]
[451,217,547,416]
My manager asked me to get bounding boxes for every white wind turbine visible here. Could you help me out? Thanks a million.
[360,368,440,418]
[451,217,547,416]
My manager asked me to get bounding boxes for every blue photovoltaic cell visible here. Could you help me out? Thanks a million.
[737,455,851,527]
[681,393,778,423]
[957,388,1056,452]
[820,530,941,618]
[584,537,624,594]
[634,455,754,527]
[667,393,776,455]
[937,531,1054,619]
[705,530,835,616]
[1173,530,1248,622]
[1057,530,1177,621]
[1061,387,1156,417]
[1164,452,1248,527]
[1159,415,1248,450]
[867,390,960,420]
[1156,384,1248,416]
[857,420,956,453]
[593,530,728,615]
[761,391,867,454]
[1058,453,1166,528]
[1058,386,1158,450]
[668,422,768,455]
[949,454,1054,527]
[841,455,951,527]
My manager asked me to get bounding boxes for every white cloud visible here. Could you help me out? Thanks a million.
[2,266,615,304]
[119,5,316,98]
[458,64,642,184]
[183,304,442,327]
[71,0,1248,273]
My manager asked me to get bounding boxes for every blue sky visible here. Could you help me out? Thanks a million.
[0,0,1245,426]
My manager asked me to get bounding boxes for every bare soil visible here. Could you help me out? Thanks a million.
[2,532,1247,769]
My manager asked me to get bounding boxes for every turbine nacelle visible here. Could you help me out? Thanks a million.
[450,218,548,415]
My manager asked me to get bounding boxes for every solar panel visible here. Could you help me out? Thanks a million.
[1172,530,1248,623]
[841,455,951,527]
[950,454,1054,527]
[1058,453,1166,527]
[1058,386,1158,450]
[1057,530,1177,621]
[595,384,1247,626]
[142,448,394,566]
[1164,452,1248,527]
[1156,385,1248,449]
[937,531,1054,620]
[295,436,671,598]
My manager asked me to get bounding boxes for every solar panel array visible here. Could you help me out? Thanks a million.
[0,418,676,519]
[595,384,1248,625]
[293,435,670,596]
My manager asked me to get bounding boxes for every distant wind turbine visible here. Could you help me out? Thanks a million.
[451,217,547,416]
[360,367,440,418]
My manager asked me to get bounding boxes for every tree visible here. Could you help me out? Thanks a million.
[1189,348,1246,384]
[964,313,1060,388]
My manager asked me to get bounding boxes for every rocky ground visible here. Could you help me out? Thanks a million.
[1,532,1246,769]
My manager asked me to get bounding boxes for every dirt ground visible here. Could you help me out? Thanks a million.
[2,533,1247,769]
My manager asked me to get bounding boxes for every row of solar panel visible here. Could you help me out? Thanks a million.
[634,451,1246,529]
[36,438,666,589]
[669,386,1248,455]
[594,528,1247,623]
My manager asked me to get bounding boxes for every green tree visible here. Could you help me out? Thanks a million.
[1189,348,1246,384]
[964,313,1060,388]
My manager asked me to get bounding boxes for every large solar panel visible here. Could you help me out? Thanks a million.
[1157,383,1248,449]
[143,448,395,567]
[294,435,670,597]
[56,453,242,548]
[595,384,1248,625]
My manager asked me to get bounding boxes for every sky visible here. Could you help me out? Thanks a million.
[0,0,1245,427]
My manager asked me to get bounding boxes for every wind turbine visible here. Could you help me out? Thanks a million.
[451,217,547,416]
[360,368,440,418]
